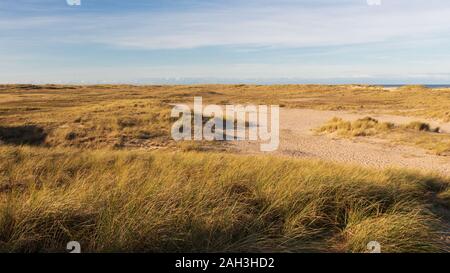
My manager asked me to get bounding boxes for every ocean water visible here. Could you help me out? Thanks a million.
[382,84,450,88]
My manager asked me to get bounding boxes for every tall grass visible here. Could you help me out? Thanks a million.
[0,146,448,253]
[0,85,449,253]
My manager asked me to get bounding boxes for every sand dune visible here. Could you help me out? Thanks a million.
[234,108,450,175]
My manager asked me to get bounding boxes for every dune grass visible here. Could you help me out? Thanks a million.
[1,84,450,149]
[316,118,450,156]
[0,84,449,152]
[315,117,395,137]
[0,146,448,253]
[0,84,449,253]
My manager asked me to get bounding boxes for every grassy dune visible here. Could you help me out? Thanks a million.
[1,84,450,149]
[0,146,448,253]
[0,84,449,253]
[315,117,395,137]
[316,117,450,156]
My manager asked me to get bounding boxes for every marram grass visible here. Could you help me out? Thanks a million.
[316,117,450,156]
[0,146,448,253]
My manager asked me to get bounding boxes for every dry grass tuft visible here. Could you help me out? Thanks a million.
[403,121,439,133]
[317,117,450,156]
[315,117,394,137]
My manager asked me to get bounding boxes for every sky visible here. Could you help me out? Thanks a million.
[1,0,450,84]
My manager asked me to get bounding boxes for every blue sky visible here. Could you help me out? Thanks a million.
[1,0,450,84]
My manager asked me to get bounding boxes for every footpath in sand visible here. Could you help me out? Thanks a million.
[233,108,450,176]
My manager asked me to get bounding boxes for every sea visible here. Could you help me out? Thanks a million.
[381,84,450,88]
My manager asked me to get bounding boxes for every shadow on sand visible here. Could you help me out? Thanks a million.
[0,125,47,145]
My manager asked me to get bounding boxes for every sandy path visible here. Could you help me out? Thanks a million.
[233,108,450,175]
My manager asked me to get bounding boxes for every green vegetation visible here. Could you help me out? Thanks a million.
[0,147,448,253]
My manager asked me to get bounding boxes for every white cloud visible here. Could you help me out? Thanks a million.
[3,1,450,49]
[90,4,450,49]
[2,0,450,83]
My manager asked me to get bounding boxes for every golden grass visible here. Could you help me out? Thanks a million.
[0,85,259,149]
[316,118,450,156]
[315,117,395,137]
[0,84,449,149]
[0,146,448,253]
[1,84,449,253]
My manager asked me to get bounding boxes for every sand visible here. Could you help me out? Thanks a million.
[232,108,450,176]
